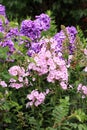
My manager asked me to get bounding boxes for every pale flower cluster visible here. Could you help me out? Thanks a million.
[26,89,49,107]
[77,84,87,97]
[28,38,68,89]
[8,66,29,89]
[0,80,7,87]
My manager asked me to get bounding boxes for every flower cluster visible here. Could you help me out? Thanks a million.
[77,84,87,97]
[0,80,7,87]
[35,13,50,31]
[53,26,77,54]
[26,89,49,107]
[0,4,87,112]
[20,13,50,41]
[0,4,6,16]
[28,38,68,88]
[0,4,51,59]
[8,66,29,89]
[20,20,41,41]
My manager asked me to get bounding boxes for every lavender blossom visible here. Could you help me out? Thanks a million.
[7,28,19,38]
[0,4,6,16]
[0,19,4,32]
[1,40,15,53]
[35,13,50,31]
[54,26,77,54]
[20,20,41,41]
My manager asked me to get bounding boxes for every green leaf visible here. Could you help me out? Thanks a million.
[9,21,18,28]
[0,46,9,59]
[75,109,87,122]
[52,96,70,126]
[0,15,6,24]
[46,127,57,130]
[20,35,31,42]
[0,32,4,39]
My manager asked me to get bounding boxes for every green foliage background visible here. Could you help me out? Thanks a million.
[1,0,87,33]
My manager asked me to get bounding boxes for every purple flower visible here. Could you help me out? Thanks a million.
[20,19,41,41]
[0,19,4,32]
[1,40,15,53]
[54,31,65,52]
[0,4,6,16]
[35,13,50,31]
[66,26,77,44]
[53,26,77,54]
[7,28,19,38]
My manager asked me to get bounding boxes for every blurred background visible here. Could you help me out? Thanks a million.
[1,0,87,35]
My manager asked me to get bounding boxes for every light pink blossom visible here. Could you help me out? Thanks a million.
[60,82,67,90]
[10,83,23,89]
[84,67,87,72]
[84,49,87,55]
[0,81,7,87]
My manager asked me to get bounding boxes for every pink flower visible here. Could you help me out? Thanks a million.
[28,37,68,87]
[24,77,29,86]
[10,83,23,89]
[9,78,16,82]
[26,89,48,107]
[8,66,26,77]
[84,49,87,55]
[84,67,87,72]
[8,66,19,76]
[0,81,7,87]
[77,84,82,91]
[34,100,41,107]
[36,92,45,102]
[45,89,50,94]
[60,82,67,90]
[77,84,87,96]
[18,77,23,82]
[82,86,87,95]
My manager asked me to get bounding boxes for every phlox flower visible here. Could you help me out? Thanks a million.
[60,82,67,90]
[77,84,87,96]
[0,80,7,87]
[8,65,25,77]
[10,83,23,89]
[26,89,49,107]
[84,49,87,55]
[84,67,87,72]
[28,37,68,87]
[8,66,20,76]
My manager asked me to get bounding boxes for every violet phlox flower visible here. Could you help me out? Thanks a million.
[20,13,50,41]
[0,4,6,16]
[1,39,15,52]
[0,4,9,25]
[26,89,49,107]
[27,38,48,56]
[7,27,19,38]
[27,41,42,56]
[35,13,50,31]
[20,19,41,41]
[53,26,77,54]
[0,19,4,32]
[66,26,77,43]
